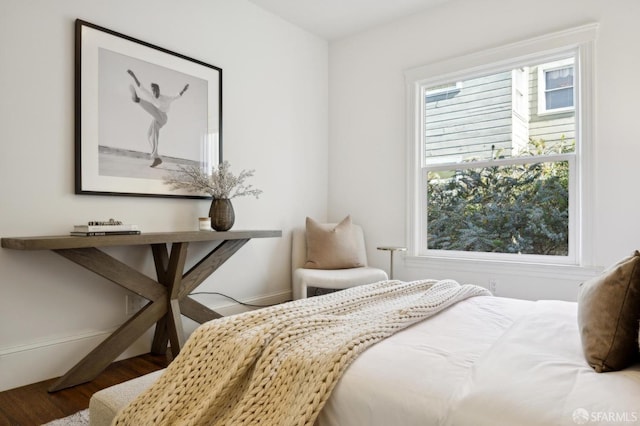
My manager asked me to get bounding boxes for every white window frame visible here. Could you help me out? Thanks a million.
[537,58,575,115]
[404,24,597,268]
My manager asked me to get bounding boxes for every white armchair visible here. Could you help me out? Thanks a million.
[291,222,388,300]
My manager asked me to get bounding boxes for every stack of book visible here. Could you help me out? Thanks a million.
[70,221,141,236]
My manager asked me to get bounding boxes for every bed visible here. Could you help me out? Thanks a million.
[90,275,640,426]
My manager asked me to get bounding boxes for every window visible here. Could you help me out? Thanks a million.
[405,25,597,266]
[537,58,575,115]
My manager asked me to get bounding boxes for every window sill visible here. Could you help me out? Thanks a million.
[404,255,601,281]
[536,106,575,116]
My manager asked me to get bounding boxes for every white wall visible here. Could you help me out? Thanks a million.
[0,0,328,391]
[328,0,640,300]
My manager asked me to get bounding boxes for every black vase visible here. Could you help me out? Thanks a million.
[209,198,235,231]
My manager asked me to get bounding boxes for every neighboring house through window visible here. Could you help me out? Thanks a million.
[404,25,597,267]
[537,58,575,115]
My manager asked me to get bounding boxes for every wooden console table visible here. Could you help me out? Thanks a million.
[1,230,281,391]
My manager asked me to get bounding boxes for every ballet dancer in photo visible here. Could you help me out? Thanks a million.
[127,69,189,167]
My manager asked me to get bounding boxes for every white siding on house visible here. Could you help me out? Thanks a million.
[423,62,575,164]
[528,65,576,146]
[424,71,513,162]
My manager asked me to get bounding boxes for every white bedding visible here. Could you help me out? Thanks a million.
[317,296,640,426]
[91,295,640,425]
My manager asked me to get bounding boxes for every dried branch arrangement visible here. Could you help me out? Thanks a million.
[164,161,263,199]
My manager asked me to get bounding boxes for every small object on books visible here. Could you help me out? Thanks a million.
[70,230,141,237]
[71,219,141,236]
[88,218,124,226]
[73,223,140,232]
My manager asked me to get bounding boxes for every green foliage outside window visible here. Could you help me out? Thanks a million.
[427,138,573,256]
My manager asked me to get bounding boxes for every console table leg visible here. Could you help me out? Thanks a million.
[180,296,222,323]
[150,242,189,356]
[150,316,169,355]
[48,299,167,392]
[167,299,185,357]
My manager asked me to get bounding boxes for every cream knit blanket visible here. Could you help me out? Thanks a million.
[113,279,490,426]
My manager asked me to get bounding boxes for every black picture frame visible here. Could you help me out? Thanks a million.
[75,19,222,198]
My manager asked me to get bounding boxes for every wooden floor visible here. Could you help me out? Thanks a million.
[0,352,171,426]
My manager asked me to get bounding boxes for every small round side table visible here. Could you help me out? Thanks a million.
[377,246,407,279]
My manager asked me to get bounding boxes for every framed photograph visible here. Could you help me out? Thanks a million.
[75,19,222,198]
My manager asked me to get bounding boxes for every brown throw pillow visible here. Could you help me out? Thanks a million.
[304,215,365,270]
[578,251,640,372]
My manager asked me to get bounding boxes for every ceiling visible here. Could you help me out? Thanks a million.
[246,0,450,40]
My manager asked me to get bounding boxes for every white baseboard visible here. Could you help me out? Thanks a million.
[0,290,291,392]
[0,328,154,392]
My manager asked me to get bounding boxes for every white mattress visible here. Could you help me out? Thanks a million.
[91,295,640,425]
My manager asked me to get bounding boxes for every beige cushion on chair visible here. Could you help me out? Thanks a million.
[304,215,365,269]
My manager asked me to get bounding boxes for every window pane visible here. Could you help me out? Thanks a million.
[545,67,573,90]
[424,58,575,166]
[545,87,574,110]
[427,161,569,256]
[425,82,460,97]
